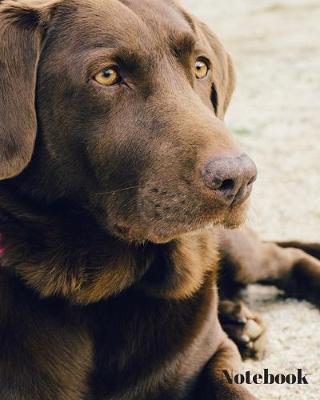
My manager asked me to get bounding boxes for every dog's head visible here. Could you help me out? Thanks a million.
[0,0,256,244]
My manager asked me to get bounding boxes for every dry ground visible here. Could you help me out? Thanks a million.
[183,0,320,398]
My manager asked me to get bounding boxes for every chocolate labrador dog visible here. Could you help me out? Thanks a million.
[1,0,320,399]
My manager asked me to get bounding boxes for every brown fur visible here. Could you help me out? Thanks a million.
[218,227,320,305]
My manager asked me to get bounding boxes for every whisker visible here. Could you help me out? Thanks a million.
[95,185,140,195]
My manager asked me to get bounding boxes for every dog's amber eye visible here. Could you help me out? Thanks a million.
[195,59,209,79]
[94,67,121,86]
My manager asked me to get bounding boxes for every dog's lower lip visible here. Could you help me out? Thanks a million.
[114,199,248,242]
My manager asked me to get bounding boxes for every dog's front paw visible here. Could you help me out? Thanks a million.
[219,300,267,360]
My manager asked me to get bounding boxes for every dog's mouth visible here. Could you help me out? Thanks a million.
[112,196,249,244]
[96,162,255,244]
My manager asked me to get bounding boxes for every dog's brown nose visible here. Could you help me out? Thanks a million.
[202,154,257,206]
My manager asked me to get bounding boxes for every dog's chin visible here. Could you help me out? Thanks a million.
[148,208,248,244]
[110,200,249,245]
[220,200,249,229]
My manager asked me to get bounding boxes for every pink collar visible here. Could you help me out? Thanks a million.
[0,233,5,256]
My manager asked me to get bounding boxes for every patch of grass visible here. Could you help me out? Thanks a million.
[234,127,254,137]
[314,212,320,220]
[264,4,286,13]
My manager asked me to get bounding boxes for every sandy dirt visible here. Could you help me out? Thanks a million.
[183,1,320,398]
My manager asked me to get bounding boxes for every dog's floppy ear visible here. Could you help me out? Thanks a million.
[0,0,59,180]
[196,20,236,119]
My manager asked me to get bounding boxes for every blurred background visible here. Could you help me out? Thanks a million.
[183,1,320,399]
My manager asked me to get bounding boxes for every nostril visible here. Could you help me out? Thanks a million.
[218,179,235,192]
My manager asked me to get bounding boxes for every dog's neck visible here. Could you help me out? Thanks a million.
[0,185,145,301]
[0,184,219,304]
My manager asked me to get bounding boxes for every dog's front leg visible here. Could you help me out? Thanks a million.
[218,227,320,305]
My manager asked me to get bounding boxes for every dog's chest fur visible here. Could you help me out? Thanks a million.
[0,201,220,399]
[0,270,219,400]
